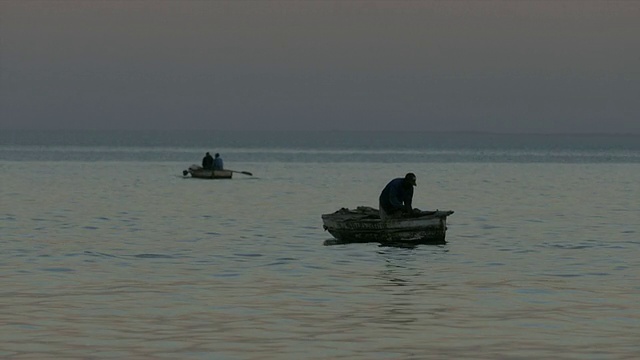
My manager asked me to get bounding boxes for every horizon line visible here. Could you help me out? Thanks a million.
[2,128,639,136]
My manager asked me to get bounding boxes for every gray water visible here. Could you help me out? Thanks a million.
[1,131,639,359]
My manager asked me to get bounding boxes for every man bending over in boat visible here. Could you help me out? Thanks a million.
[379,173,417,220]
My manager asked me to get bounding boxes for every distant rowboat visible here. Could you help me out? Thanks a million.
[182,164,253,179]
[183,164,233,179]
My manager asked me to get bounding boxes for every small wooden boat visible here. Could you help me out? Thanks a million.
[183,164,233,179]
[322,206,454,244]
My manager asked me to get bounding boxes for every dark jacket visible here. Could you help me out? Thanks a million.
[379,178,414,213]
[202,154,214,169]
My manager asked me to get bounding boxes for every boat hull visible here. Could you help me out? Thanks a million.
[185,165,233,179]
[322,206,454,244]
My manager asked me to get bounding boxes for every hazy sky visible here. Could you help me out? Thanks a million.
[1,0,638,133]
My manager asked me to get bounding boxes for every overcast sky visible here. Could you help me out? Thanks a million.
[1,0,638,133]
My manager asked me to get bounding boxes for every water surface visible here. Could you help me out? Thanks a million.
[1,131,639,359]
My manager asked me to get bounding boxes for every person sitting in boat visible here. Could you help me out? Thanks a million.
[202,152,214,170]
[379,173,417,220]
[213,153,224,170]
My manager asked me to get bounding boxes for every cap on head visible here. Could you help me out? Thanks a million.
[405,172,417,186]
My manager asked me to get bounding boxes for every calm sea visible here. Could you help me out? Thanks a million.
[1,130,639,359]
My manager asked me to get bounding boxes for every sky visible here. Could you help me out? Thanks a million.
[1,0,638,133]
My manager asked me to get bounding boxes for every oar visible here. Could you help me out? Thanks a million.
[228,169,253,176]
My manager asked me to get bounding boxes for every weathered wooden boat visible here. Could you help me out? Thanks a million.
[183,164,233,179]
[322,206,454,244]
